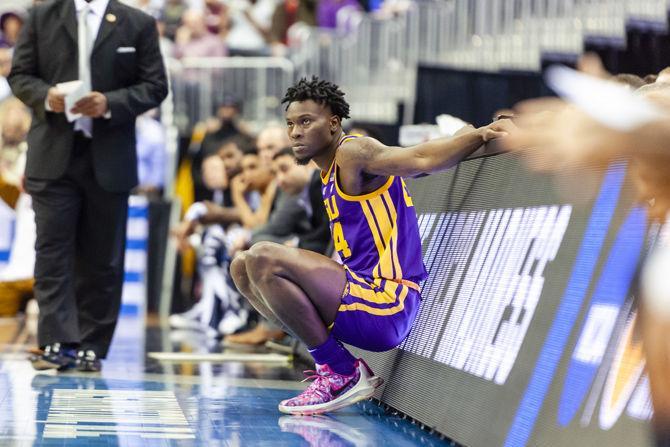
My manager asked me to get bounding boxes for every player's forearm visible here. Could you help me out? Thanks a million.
[409,127,485,175]
[199,207,241,225]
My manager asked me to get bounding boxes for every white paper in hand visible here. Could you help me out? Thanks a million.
[56,80,88,122]
[545,65,666,132]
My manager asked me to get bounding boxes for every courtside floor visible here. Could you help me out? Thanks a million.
[0,313,450,446]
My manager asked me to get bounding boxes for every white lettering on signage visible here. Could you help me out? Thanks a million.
[402,206,572,385]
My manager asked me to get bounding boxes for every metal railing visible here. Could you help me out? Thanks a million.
[165,0,669,129]
[284,0,668,124]
[167,57,295,134]
[288,8,419,125]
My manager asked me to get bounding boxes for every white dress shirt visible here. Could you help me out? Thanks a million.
[45,0,111,136]
[75,0,109,41]
[74,0,109,136]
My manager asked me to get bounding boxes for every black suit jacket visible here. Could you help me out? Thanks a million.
[8,0,168,192]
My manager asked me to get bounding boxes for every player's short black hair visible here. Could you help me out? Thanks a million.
[281,76,350,120]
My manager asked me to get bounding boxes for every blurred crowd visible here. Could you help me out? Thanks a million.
[147,0,411,58]
[0,1,388,348]
[1,0,411,63]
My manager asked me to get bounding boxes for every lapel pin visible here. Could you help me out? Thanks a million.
[106,13,116,22]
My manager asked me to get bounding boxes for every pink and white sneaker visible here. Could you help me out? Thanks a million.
[278,358,383,415]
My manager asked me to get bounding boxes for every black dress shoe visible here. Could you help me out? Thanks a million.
[30,343,77,371]
[76,349,101,372]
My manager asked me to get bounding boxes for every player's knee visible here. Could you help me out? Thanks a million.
[246,241,284,280]
[230,251,250,288]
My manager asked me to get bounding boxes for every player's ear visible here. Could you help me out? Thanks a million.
[330,116,340,134]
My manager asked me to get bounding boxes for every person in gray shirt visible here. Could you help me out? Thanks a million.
[226,147,331,345]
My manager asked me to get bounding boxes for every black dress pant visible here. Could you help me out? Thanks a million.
[26,133,129,358]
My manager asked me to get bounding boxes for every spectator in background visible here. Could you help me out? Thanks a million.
[0,12,23,49]
[256,124,290,164]
[225,147,331,345]
[201,153,228,206]
[0,98,34,319]
[173,10,227,133]
[134,0,164,18]
[163,0,188,40]
[225,0,276,56]
[204,0,228,36]
[0,48,12,104]
[174,9,227,59]
[0,99,29,187]
[134,110,167,199]
[171,153,240,337]
[192,97,253,201]
[200,96,251,158]
[269,0,316,55]
[229,151,277,229]
[173,141,249,254]
[175,137,249,266]
[218,138,245,186]
[171,150,277,336]
[255,148,329,258]
[317,0,361,29]
[157,14,176,58]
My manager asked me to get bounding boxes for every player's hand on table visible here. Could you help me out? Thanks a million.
[481,118,516,142]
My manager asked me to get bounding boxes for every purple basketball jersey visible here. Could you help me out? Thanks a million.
[321,136,428,286]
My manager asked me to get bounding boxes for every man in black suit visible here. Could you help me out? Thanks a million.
[9,0,167,371]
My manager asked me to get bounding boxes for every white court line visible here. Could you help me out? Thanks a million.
[148,351,291,364]
[43,389,195,440]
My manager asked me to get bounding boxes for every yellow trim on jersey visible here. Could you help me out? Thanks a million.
[347,280,399,304]
[321,135,361,185]
[360,200,385,277]
[382,191,403,279]
[401,178,414,207]
[321,157,336,185]
[346,267,371,285]
[334,168,395,202]
[368,195,394,278]
[346,266,421,293]
[339,284,410,315]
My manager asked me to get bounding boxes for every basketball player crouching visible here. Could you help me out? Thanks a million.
[231,77,514,415]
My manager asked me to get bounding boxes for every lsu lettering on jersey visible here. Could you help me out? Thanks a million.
[321,136,428,287]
